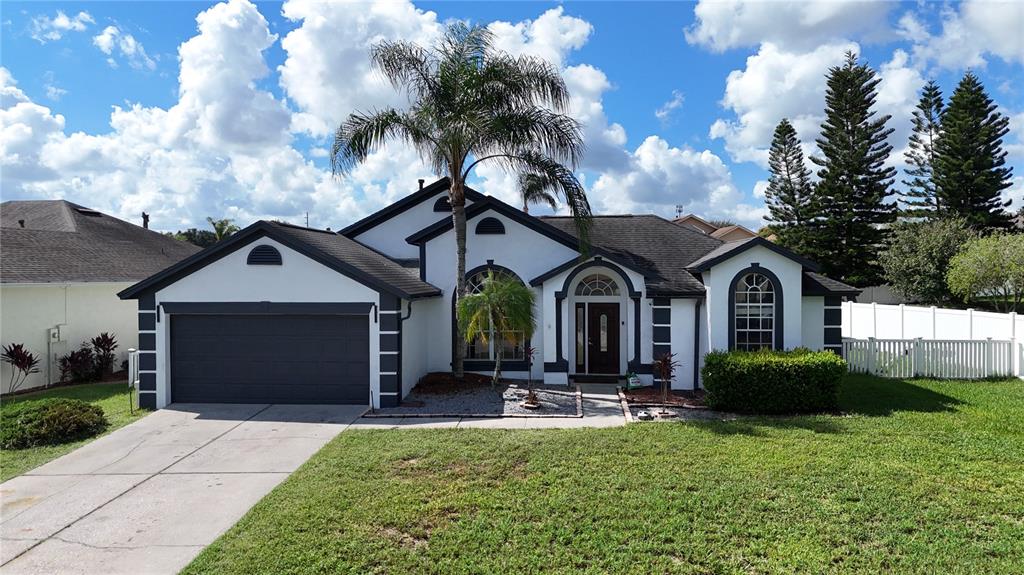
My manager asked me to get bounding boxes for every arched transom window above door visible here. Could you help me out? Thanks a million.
[734,272,775,351]
[575,273,620,296]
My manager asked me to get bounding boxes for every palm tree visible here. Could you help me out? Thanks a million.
[456,271,536,387]
[206,217,239,241]
[517,172,558,214]
[331,23,590,378]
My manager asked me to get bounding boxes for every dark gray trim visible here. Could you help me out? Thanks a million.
[653,344,671,357]
[629,296,641,373]
[339,178,484,238]
[824,327,842,346]
[824,308,842,325]
[693,298,703,390]
[379,313,398,331]
[139,293,155,311]
[824,295,843,307]
[138,352,155,371]
[246,244,282,265]
[727,265,784,351]
[530,253,647,288]
[138,393,156,410]
[652,297,670,306]
[160,302,373,315]
[139,372,156,391]
[653,308,671,324]
[380,353,399,373]
[139,333,155,351]
[380,395,399,408]
[653,326,671,342]
[380,333,399,352]
[688,236,821,272]
[475,217,505,235]
[465,359,530,371]
[119,221,440,301]
[379,373,400,393]
[418,243,427,282]
[138,312,155,331]
[544,360,568,372]
[554,258,642,298]
[379,293,400,312]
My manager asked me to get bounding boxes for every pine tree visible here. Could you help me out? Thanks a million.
[809,52,897,287]
[933,72,1014,231]
[764,118,816,255]
[901,80,944,218]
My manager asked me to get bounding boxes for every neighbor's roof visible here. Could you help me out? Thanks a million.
[0,200,201,284]
[119,220,441,300]
[709,224,757,240]
[539,215,723,296]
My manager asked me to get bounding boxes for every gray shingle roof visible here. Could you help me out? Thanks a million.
[803,271,860,295]
[267,222,440,298]
[539,215,723,295]
[1,200,201,284]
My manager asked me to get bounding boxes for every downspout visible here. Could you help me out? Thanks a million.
[692,298,703,390]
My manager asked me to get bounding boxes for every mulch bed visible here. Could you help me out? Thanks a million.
[621,386,707,408]
[368,376,581,418]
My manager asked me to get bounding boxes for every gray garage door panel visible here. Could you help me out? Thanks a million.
[171,315,369,404]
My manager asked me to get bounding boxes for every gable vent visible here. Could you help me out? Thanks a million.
[247,244,282,265]
[475,217,505,235]
[433,196,452,212]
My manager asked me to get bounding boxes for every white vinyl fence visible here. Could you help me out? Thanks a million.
[842,338,1015,379]
[841,302,1024,379]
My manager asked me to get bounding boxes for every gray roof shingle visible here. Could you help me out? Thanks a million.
[539,215,722,295]
[1,200,201,284]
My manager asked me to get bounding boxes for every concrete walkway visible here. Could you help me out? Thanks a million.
[352,384,626,429]
[0,403,366,575]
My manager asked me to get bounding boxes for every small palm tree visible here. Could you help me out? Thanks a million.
[517,173,558,214]
[457,271,536,387]
[332,22,590,378]
[206,217,239,241]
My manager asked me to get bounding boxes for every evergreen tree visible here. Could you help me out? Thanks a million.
[809,52,897,287]
[901,80,944,218]
[933,72,1014,230]
[764,118,816,255]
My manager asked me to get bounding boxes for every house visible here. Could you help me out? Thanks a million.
[118,178,858,410]
[0,201,200,392]
[673,213,759,241]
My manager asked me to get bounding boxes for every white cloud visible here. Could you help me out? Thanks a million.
[902,1,1024,69]
[28,10,94,43]
[42,72,67,101]
[488,6,592,69]
[92,25,157,70]
[655,90,684,125]
[685,0,892,52]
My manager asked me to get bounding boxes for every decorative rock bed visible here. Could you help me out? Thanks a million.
[368,382,581,418]
[617,387,733,422]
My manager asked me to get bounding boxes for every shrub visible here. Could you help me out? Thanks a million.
[90,333,119,378]
[58,346,95,383]
[702,349,847,414]
[2,343,41,394]
[0,398,108,449]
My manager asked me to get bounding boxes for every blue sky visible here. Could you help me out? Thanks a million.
[2,1,1022,232]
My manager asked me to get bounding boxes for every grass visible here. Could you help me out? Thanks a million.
[0,382,148,481]
[183,375,1024,574]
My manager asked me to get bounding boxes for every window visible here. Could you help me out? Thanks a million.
[475,217,505,235]
[575,273,620,296]
[734,272,775,351]
[465,269,525,361]
[247,245,282,265]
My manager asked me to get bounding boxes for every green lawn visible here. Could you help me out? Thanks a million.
[0,382,148,481]
[184,375,1024,574]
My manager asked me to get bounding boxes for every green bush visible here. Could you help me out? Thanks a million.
[1,398,108,449]
[702,349,847,414]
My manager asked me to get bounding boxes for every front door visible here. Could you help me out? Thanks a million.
[587,303,620,374]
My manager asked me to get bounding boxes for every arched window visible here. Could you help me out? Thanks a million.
[433,196,451,212]
[246,245,282,265]
[575,273,620,296]
[464,269,526,361]
[475,217,505,235]
[734,272,775,351]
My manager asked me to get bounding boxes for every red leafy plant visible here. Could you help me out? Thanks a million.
[2,343,41,394]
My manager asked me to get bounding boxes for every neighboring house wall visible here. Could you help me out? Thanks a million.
[147,238,381,409]
[702,244,805,351]
[712,227,757,242]
[0,283,138,393]
[353,193,476,259]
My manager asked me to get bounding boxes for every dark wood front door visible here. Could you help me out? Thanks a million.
[587,303,619,374]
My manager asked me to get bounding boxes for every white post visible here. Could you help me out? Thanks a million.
[968,308,974,340]
[868,337,877,375]
[899,303,905,339]
[931,306,937,339]
[913,338,923,377]
[985,338,993,377]
[871,302,878,338]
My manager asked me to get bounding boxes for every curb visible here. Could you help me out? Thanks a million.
[616,387,634,423]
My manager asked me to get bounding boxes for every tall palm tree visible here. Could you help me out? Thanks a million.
[517,172,559,214]
[332,22,590,378]
[206,217,239,241]
[456,271,536,387]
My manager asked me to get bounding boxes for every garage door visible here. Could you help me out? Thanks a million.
[170,315,369,404]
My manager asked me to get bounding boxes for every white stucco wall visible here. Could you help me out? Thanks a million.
[669,298,698,389]
[400,298,429,397]
[422,209,580,382]
[801,296,825,350]
[703,244,805,351]
[150,237,382,408]
[0,283,139,393]
[352,192,475,259]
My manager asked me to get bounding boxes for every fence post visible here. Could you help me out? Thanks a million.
[913,338,923,377]
[899,304,905,339]
[868,337,877,375]
[931,306,937,339]
[871,302,878,338]
[985,338,993,377]
[967,308,974,340]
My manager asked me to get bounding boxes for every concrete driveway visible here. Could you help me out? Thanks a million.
[0,403,366,575]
